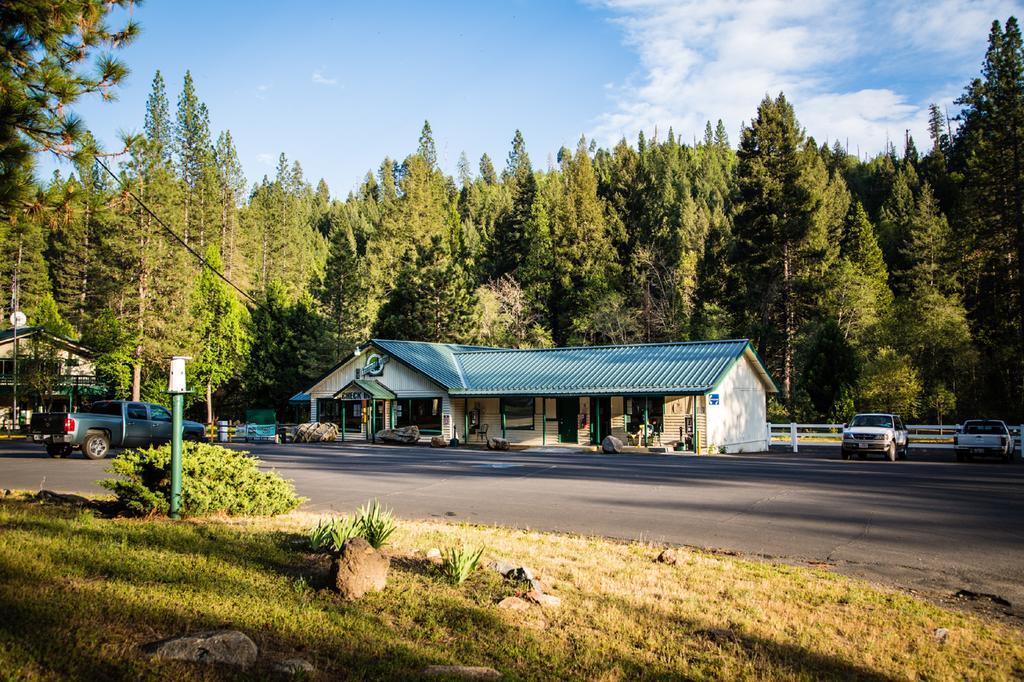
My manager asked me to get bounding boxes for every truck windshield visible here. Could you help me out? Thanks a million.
[963,422,1006,435]
[849,415,894,428]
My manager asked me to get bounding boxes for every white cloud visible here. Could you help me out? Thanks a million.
[256,153,275,166]
[589,0,1023,155]
[312,69,337,86]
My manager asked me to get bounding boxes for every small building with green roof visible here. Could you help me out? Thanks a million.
[305,338,777,453]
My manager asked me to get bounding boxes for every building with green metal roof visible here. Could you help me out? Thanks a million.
[1,326,106,429]
[305,338,777,453]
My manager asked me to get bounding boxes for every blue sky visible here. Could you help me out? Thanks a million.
[42,0,1024,197]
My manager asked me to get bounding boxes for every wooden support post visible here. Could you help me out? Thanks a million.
[540,395,548,444]
[370,399,376,443]
[643,397,649,447]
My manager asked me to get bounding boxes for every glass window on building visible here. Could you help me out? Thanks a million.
[396,398,442,434]
[624,397,665,437]
[502,397,535,430]
[317,398,340,425]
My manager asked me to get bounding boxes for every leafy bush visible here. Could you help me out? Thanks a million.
[309,515,361,552]
[439,545,485,585]
[356,498,397,548]
[100,442,304,517]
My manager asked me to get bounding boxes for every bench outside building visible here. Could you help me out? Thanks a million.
[305,338,778,454]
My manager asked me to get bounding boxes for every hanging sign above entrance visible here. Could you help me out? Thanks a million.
[338,389,371,401]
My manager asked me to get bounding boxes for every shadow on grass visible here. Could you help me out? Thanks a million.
[0,500,916,680]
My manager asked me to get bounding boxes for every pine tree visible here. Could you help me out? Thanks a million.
[418,120,437,168]
[0,1,139,217]
[190,245,250,424]
[479,154,498,185]
[549,136,618,344]
[487,130,536,279]
[144,71,173,164]
[213,131,246,280]
[730,94,822,404]
[174,71,217,247]
[954,17,1024,417]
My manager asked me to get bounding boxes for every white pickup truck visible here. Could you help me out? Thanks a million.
[841,413,909,461]
[954,420,1014,463]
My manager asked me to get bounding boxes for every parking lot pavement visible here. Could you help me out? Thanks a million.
[2,439,1022,614]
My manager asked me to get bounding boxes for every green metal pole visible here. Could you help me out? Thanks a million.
[501,402,507,440]
[341,401,346,443]
[542,398,547,446]
[464,398,469,446]
[370,399,375,443]
[169,391,184,519]
[595,399,602,445]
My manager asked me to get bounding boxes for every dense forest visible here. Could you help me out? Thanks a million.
[3,4,1024,423]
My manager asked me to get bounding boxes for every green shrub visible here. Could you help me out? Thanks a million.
[439,545,485,585]
[99,442,304,517]
[309,515,361,552]
[356,498,397,548]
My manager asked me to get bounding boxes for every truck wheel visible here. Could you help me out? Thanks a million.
[887,443,896,462]
[82,432,110,460]
[898,444,909,461]
[46,443,72,458]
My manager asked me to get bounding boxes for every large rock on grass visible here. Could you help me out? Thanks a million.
[330,537,390,599]
[486,436,510,451]
[430,436,448,448]
[142,629,258,668]
[602,435,623,453]
[375,425,420,444]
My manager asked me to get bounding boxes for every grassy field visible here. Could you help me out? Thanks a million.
[1,494,1021,680]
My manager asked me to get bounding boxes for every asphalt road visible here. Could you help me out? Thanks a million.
[2,440,1022,613]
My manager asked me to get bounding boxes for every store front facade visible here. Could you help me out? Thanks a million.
[306,338,776,453]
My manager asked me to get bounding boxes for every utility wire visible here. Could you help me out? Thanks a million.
[94,157,258,304]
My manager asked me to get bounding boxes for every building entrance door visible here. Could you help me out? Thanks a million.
[556,397,579,443]
[590,397,612,444]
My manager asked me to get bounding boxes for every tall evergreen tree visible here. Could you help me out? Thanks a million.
[191,245,250,424]
[730,94,822,404]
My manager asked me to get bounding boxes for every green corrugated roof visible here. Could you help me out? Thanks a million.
[370,339,492,389]
[333,379,397,400]
[353,338,776,396]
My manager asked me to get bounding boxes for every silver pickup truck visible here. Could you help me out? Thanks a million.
[954,420,1015,463]
[29,400,206,460]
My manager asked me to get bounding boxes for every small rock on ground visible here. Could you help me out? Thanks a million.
[657,549,679,565]
[933,627,949,643]
[273,658,315,675]
[489,560,517,577]
[142,629,258,668]
[497,596,531,611]
[36,489,90,506]
[508,566,534,582]
[426,548,442,558]
[525,590,561,608]
[422,665,502,679]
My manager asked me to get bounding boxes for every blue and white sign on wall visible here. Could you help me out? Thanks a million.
[708,393,720,406]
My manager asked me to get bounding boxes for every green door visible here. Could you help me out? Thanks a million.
[556,397,579,443]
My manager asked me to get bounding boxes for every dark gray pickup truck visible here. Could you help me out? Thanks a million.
[30,400,206,459]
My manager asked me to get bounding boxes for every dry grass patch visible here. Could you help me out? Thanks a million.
[1,497,1022,680]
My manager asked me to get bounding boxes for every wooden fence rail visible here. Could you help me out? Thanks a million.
[767,423,1023,453]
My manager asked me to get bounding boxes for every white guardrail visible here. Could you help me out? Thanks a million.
[767,423,1024,453]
